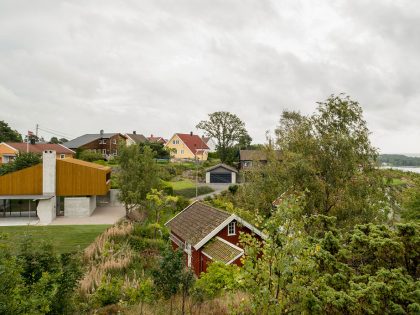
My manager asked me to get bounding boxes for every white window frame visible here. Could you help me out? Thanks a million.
[113,139,117,144]
[181,149,184,154]
[228,221,236,236]
[60,154,65,159]
[102,149,107,155]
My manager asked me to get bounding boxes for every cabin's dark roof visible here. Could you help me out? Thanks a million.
[165,202,231,246]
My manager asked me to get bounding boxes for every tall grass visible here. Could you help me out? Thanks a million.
[80,222,134,294]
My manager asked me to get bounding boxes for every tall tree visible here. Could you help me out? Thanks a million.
[117,144,159,216]
[238,94,387,227]
[0,121,22,142]
[196,111,251,164]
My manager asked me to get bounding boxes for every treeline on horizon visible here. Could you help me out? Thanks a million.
[379,154,420,166]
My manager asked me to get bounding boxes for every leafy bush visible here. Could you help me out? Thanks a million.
[228,184,239,195]
[0,152,41,176]
[78,150,104,162]
[194,262,240,299]
[94,278,123,307]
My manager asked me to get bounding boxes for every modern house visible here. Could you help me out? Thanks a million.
[239,149,281,169]
[147,134,167,144]
[0,142,75,164]
[165,201,266,276]
[125,131,148,146]
[205,163,238,184]
[202,137,217,152]
[0,150,111,224]
[165,132,209,161]
[64,131,127,159]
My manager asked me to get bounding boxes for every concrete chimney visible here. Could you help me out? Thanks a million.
[190,131,193,136]
[133,131,136,134]
[43,150,56,195]
[100,129,104,136]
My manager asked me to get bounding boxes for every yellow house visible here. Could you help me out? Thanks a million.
[165,133,209,161]
[0,142,75,164]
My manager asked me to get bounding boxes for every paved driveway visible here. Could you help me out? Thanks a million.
[50,205,126,225]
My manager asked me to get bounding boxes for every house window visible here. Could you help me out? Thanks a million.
[60,154,65,159]
[228,221,236,236]
[99,139,107,144]
[113,150,117,156]
[102,149,106,155]
[181,149,184,154]
[113,139,117,145]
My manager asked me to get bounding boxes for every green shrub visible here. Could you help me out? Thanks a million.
[0,152,41,176]
[79,150,104,162]
[94,278,123,307]
[194,262,240,299]
[228,184,239,194]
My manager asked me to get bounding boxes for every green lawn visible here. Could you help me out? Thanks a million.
[165,179,196,190]
[0,225,110,254]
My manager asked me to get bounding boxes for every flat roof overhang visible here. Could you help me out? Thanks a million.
[0,195,54,200]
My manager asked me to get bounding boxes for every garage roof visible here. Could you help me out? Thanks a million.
[205,163,238,173]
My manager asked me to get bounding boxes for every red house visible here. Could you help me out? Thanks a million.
[165,201,267,276]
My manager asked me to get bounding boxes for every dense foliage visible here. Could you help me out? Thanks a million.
[197,111,251,164]
[0,236,82,315]
[0,152,41,176]
[118,144,160,216]
[0,120,22,142]
[77,150,104,162]
[380,154,420,166]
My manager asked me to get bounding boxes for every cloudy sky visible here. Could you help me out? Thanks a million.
[1,0,419,153]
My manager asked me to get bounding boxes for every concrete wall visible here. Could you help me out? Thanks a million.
[64,196,96,217]
[109,189,122,206]
[37,197,56,224]
[42,150,56,195]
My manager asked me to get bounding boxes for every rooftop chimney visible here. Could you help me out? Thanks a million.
[190,131,193,136]
[100,129,104,136]
[150,134,153,137]
[133,131,136,134]
[43,150,56,196]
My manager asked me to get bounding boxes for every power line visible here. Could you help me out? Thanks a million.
[37,127,73,139]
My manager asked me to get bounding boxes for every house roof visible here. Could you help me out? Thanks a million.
[62,157,110,171]
[176,133,209,154]
[239,149,281,161]
[147,136,166,143]
[202,237,243,264]
[126,133,147,144]
[165,201,231,247]
[4,143,75,154]
[205,163,238,173]
[63,133,126,149]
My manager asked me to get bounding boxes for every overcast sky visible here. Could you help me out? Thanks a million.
[1,0,419,153]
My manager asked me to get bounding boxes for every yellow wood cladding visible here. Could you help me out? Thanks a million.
[0,164,42,195]
[56,159,111,196]
[0,159,110,196]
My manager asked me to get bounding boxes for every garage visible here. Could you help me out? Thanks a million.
[205,163,238,184]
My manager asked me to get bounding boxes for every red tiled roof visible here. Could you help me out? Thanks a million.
[177,133,209,154]
[5,143,75,154]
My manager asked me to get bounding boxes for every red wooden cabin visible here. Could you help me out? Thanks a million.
[165,201,267,276]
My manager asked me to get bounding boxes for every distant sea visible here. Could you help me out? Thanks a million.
[381,166,420,174]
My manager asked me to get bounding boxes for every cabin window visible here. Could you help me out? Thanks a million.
[113,139,117,144]
[181,149,184,154]
[228,221,236,236]
[102,149,106,155]
[60,154,65,159]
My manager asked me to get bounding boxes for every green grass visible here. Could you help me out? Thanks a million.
[0,225,110,254]
[165,179,196,190]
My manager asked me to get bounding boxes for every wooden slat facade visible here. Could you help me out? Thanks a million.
[0,159,111,196]
[0,164,43,195]
[56,159,110,196]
